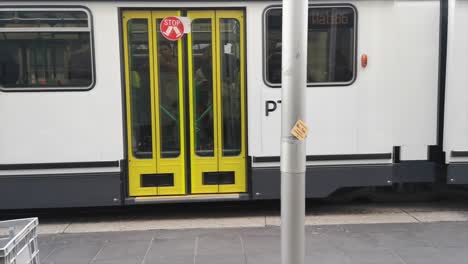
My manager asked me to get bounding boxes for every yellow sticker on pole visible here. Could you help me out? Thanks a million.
[291,120,309,141]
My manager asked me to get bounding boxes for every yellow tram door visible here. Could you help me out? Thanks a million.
[123,11,186,196]
[187,10,246,194]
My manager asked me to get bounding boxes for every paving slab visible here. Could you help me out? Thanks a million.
[266,212,418,226]
[120,216,266,231]
[38,236,64,261]
[38,222,70,235]
[409,210,468,222]
[394,246,468,264]
[42,240,104,264]
[398,201,468,212]
[196,232,246,264]
[64,219,121,233]
[143,235,195,264]
[60,216,266,234]
[92,240,152,264]
[309,204,404,214]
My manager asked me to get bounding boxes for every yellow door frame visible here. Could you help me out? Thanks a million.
[123,11,158,197]
[188,10,246,194]
[123,9,246,197]
[187,10,220,194]
[216,10,246,193]
[123,10,186,197]
[151,11,186,196]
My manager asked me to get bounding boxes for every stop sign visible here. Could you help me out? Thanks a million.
[160,16,185,41]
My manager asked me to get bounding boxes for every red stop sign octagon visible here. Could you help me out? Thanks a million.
[160,16,185,41]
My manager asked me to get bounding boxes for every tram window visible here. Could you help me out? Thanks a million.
[127,19,153,159]
[0,9,93,91]
[220,18,242,157]
[156,19,181,159]
[0,11,88,28]
[191,18,215,157]
[265,6,356,86]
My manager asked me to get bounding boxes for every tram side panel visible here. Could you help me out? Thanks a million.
[390,1,440,161]
[249,0,441,199]
[0,4,124,209]
[444,0,468,184]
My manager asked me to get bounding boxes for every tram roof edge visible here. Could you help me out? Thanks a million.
[5,0,278,2]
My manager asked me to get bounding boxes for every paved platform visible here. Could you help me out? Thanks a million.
[37,201,468,234]
[38,222,468,264]
[32,201,468,264]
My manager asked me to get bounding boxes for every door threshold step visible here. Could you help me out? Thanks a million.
[126,193,249,204]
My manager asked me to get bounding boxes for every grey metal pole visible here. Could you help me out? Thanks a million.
[280,0,308,262]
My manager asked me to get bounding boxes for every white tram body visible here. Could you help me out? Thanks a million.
[444,0,468,184]
[0,0,455,209]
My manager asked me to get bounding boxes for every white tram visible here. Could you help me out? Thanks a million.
[0,0,462,209]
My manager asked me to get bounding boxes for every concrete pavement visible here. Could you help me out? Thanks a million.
[38,222,468,264]
[30,201,468,263]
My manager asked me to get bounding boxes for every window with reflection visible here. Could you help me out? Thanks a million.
[0,10,93,90]
[127,19,153,158]
[220,18,242,157]
[156,19,181,158]
[265,6,356,86]
[191,18,215,157]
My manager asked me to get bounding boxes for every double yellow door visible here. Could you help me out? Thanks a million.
[123,10,246,196]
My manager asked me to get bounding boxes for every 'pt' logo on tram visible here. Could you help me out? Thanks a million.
[266,100,282,116]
